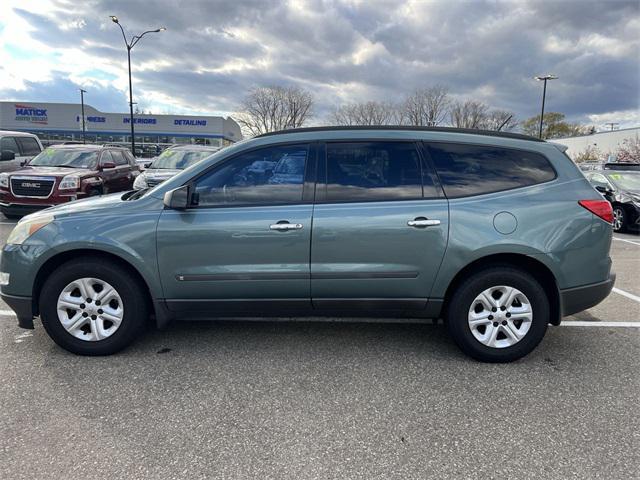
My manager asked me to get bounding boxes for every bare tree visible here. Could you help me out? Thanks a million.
[399,86,450,126]
[328,101,399,126]
[234,86,314,137]
[481,109,518,131]
[449,100,489,129]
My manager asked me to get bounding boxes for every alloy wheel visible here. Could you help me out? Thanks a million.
[612,208,623,231]
[56,277,124,341]
[467,285,533,348]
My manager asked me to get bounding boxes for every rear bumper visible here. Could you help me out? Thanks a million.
[0,292,34,329]
[560,273,616,318]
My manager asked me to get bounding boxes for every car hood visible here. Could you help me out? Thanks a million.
[143,168,181,179]
[8,166,93,178]
[36,192,130,218]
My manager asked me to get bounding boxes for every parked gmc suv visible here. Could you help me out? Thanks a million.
[0,127,615,362]
[0,144,139,218]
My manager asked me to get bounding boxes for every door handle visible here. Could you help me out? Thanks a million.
[269,222,303,231]
[407,217,441,227]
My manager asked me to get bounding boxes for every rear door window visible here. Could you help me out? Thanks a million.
[426,143,556,198]
[324,142,431,202]
[111,150,128,166]
[16,137,41,156]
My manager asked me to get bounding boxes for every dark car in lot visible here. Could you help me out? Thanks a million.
[584,164,640,232]
[0,127,615,362]
[0,144,139,218]
[133,145,219,190]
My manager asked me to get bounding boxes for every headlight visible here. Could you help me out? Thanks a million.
[0,173,8,188]
[7,213,54,245]
[58,175,80,190]
[133,174,148,190]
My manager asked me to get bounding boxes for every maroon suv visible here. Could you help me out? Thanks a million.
[0,144,139,218]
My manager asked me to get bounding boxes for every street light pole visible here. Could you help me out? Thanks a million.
[109,16,166,156]
[79,88,87,144]
[535,74,558,139]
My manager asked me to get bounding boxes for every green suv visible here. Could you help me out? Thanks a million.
[0,127,615,362]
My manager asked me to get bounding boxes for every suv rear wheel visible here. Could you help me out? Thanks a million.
[446,267,549,362]
[39,258,147,355]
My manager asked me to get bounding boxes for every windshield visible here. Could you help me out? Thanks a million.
[151,149,213,170]
[29,148,98,168]
[607,172,640,191]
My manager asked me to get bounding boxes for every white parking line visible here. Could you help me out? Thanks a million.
[561,321,640,327]
[612,287,640,303]
[0,310,15,316]
[613,237,640,247]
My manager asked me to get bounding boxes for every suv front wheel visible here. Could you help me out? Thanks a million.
[39,258,147,355]
[446,267,549,362]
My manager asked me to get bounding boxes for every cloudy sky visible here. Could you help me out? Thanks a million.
[0,0,638,130]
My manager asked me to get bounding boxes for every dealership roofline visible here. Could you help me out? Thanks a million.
[0,127,227,139]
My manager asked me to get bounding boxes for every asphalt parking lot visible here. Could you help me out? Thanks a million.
[0,218,638,480]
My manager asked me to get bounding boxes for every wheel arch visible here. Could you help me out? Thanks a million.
[442,253,561,325]
[32,249,155,322]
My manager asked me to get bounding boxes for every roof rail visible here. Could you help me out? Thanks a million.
[255,125,545,142]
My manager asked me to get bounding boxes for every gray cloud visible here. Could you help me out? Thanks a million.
[3,0,639,127]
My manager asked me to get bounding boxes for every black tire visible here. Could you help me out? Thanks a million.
[88,188,102,197]
[446,266,549,363]
[2,213,21,219]
[612,206,626,233]
[39,258,147,355]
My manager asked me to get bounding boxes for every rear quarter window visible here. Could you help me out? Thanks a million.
[427,143,556,198]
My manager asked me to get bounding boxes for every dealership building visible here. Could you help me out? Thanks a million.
[0,101,242,155]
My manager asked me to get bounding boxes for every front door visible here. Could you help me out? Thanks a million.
[156,143,315,315]
[311,141,449,312]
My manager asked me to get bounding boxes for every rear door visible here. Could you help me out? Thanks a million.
[111,150,136,190]
[156,142,315,314]
[310,141,449,313]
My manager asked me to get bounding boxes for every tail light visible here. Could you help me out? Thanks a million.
[579,200,613,224]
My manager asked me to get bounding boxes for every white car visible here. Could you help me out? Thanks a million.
[133,145,219,189]
[0,131,44,173]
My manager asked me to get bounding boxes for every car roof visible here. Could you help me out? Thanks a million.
[255,126,544,143]
[0,130,40,138]
[46,144,128,151]
[166,145,221,151]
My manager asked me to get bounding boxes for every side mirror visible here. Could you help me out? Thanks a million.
[595,185,612,194]
[100,161,116,170]
[163,185,192,210]
[1,150,15,161]
[20,160,28,167]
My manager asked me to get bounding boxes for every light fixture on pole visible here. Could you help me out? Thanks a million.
[110,15,166,156]
[535,74,558,139]
[79,88,87,144]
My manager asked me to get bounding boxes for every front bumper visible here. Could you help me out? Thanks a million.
[1,292,34,329]
[0,202,52,217]
[560,272,616,317]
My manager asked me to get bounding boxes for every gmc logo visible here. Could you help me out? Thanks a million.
[21,182,41,188]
